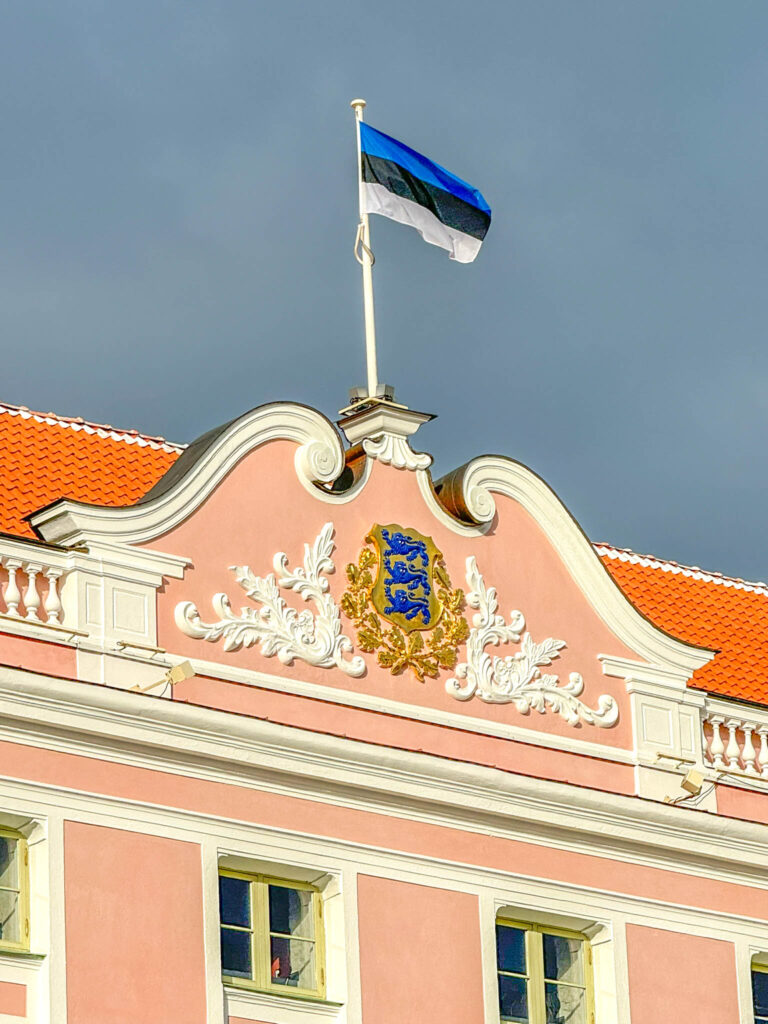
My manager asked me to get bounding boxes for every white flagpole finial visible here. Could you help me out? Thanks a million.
[352,98,379,399]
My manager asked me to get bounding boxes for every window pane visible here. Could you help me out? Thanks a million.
[545,982,586,1024]
[220,926,252,978]
[270,935,315,990]
[754,970,768,1018]
[0,890,20,945]
[543,933,584,985]
[219,876,250,928]
[0,839,18,891]
[498,973,529,1022]
[269,885,314,939]
[496,924,526,975]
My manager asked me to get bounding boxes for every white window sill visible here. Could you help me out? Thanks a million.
[224,984,343,1023]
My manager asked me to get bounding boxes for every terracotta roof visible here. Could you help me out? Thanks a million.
[0,399,764,707]
[0,402,183,539]
[598,545,768,705]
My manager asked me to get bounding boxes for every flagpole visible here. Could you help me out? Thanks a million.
[351,98,379,399]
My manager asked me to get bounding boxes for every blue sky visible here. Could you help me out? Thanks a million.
[3,1,768,579]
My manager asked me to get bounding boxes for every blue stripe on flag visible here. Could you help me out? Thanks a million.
[359,123,490,215]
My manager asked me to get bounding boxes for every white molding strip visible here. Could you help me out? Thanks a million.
[3,777,768,940]
[0,664,767,890]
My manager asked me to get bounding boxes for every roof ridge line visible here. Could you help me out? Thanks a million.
[0,401,186,454]
[595,543,768,596]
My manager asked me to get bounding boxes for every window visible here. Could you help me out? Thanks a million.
[219,871,325,998]
[754,965,768,1024]
[0,828,28,952]
[496,918,593,1024]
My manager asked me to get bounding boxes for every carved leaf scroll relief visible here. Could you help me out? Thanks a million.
[175,522,365,677]
[446,557,619,728]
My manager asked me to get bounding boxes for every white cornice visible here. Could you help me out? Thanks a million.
[30,403,346,547]
[340,404,433,471]
[441,457,714,679]
[0,664,767,890]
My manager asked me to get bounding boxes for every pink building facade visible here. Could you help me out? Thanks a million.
[0,397,766,1023]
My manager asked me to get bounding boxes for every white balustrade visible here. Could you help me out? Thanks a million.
[23,564,41,621]
[43,568,63,624]
[704,707,768,779]
[0,554,68,628]
[3,559,22,617]
[708,714,725,768]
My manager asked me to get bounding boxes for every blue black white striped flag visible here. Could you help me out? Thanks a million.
[359,123,491,264]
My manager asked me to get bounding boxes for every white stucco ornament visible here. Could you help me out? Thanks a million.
[362,434,432,472]
[446,557,619,727]
[175,522,365,677]
[341,402,434,472]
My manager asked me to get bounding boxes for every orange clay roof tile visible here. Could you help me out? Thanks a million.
[0,401,183,539]
[597,545,768,706]
[0,400,764,707]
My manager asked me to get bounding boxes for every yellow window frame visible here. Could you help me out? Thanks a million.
[0,826,29,954]
[219,870,326,1000]
[495,917,594,1024]
[753,962,768,1023]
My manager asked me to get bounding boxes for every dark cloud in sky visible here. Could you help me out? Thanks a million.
[2,1,768,579]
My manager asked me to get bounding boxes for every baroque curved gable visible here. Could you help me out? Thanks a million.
[27,400,713,751]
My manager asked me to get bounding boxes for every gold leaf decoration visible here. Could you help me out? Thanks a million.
[342,543,469,682]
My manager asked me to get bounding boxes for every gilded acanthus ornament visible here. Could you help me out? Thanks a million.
[341,525,469,681]
[175,522,365,677]
[446,557,619,727]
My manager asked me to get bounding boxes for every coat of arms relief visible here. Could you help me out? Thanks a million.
[341,525,470,681]
[175,521,618,728]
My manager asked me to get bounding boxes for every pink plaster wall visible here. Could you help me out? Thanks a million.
[175,673,636,795]
[626,924,740,1023]
[64,822,207,1024]
[0,980,26,1016]
[0,635,77,678]
[715,781,768,822]
[148,441,637,750]
[357,876,484,1024]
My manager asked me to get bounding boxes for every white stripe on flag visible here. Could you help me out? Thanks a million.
[362,182,482,264]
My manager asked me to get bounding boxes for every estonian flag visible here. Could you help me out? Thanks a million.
[360,123,491,264]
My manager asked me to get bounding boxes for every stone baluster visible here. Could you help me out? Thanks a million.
[3,559,23,617]
[724,719,742,770]
[742,724,757,774]
[43,569,63,624]
[708,715,725,768]
[23,563,41,621]
[758,727,768,779]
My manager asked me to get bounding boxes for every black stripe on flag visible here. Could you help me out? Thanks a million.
[362,153,491,242]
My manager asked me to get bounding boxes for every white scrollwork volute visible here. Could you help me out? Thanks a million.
[175,522,365,677]
[446,557,619,727]
[464,483,495,524]
[362,433,433,472]
[295,438,343,487]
